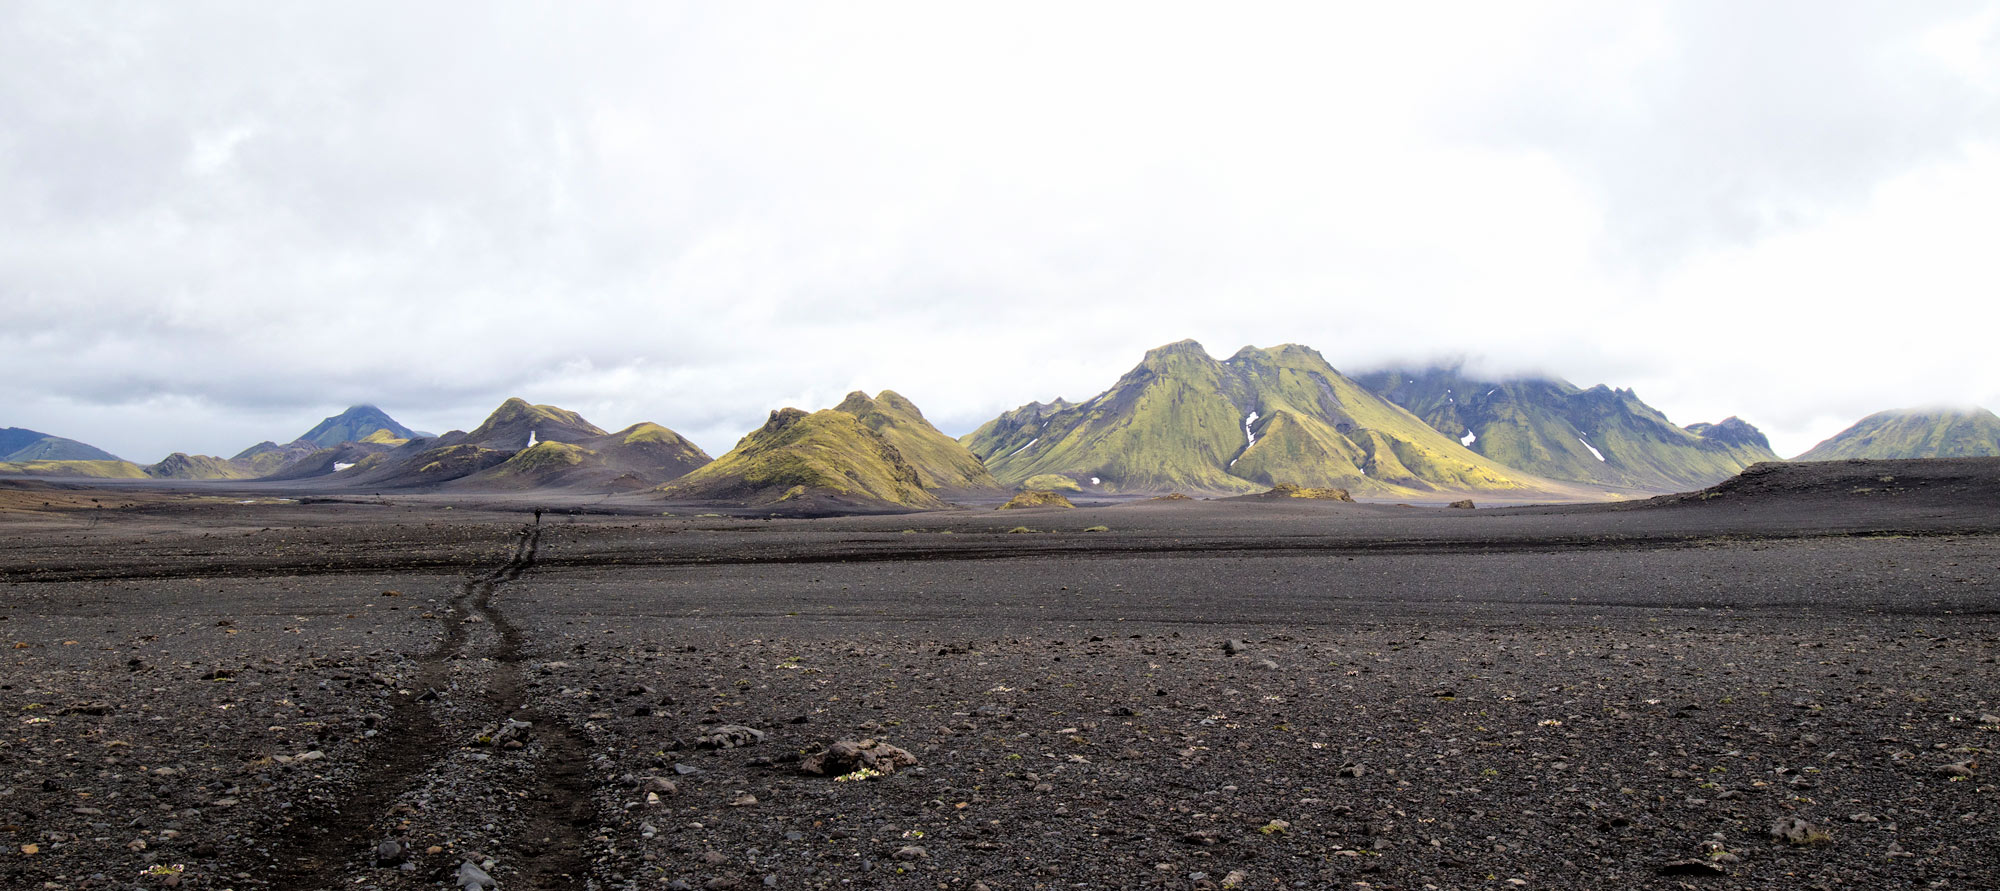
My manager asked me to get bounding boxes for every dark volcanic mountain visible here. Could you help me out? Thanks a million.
[665,391,996,510]
[1795,407,2000,461]
[0,428,121,462]
[329,398,708,491]
[296,405,429,448]
[1355,364,1778,492]
[964,341,1577,498]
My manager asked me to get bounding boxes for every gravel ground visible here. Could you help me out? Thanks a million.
[0,462,1995,890]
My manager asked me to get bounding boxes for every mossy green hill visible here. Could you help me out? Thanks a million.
[0,459,149,480]
[665,407,944,510]
[965,341,1572,498]
[1794,407,2000,461]
[1355,364,1778,493]
[665,391,997,510]
[833,390,1000,494]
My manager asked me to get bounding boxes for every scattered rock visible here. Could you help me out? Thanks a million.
[456,860,497,890]
[800,739,918,777]
[1657,859,1726,876]
[892,845,927,861]
[373,838,406,866]
[1769,817,1825,845]
[696,724,766,749]
[1448,499,1475,509]
[1935,760,1976,778]
[1222,639,1249,656]
[1338,763,1365,778]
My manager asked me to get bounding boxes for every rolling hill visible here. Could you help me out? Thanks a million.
[1794,407,2000,461]
[665,391,996,510]
[964,341,1578,498]
[1355,364,1778,492]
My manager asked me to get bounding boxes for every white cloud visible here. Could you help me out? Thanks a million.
[0,2,1995,465]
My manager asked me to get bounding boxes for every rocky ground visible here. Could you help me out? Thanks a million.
[0,462,1995,890]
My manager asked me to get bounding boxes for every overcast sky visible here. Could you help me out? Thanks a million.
[4,2,1997,463]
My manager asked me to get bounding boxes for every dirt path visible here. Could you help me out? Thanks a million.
[266,523,598,890]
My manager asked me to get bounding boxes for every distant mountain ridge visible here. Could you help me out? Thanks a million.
[1354,363,1778,492]
[964,341,1577,498]
[0,427,121,463]
[1795,407,2000,461]
[328,398,710,491]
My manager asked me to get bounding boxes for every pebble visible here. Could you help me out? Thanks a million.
[456,860,497,890]
[1768,817,1821,845]
[892,844,928,861]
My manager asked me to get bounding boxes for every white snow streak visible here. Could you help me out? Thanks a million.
[1228,411,1261,468]
[1578,436,1605,462]
[333,462,355,472]
[526,430,539,448]
[1007,437,1039,458]
[1460,430,1477,447]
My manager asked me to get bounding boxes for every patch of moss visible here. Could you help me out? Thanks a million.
[1021,473,1082,492]
[358,428,409,446]
[998,490,1075,510]
[1259,483,1355,501]
[0,459,150,479]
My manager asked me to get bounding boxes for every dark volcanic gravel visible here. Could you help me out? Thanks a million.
[0,461,1996,890]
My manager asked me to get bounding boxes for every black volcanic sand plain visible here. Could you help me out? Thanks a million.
[0,460,1996,891]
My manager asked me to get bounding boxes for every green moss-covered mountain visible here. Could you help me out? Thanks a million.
[0,428,122,462]
[1354,364,1777,493]
[665,407,944,510]
[296,405,430,449]
[330,398,709,491]
[964,341,1574,498]
[664,391,998,510]
[832,390,1000,494]
[1794,407,2000,461]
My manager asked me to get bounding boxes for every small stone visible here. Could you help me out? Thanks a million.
[1657,859,1727,876]
[1338,763,1365,778]
[1768,817,1822,845]
[731,793,758,807]
[1935,761,1976,778]
[1182,829,1223,846]
[1255,659,1280,671]
[1222,639,1248,655]
[456,860,497,890]
[374,838,406,866]
[1222,869,1248,887]
[696,725,766,749]
[892,845,927,861]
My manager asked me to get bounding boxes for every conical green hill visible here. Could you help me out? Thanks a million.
[1795,407,2000,460]
[664,407,943,509]
[833,390,999,493]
